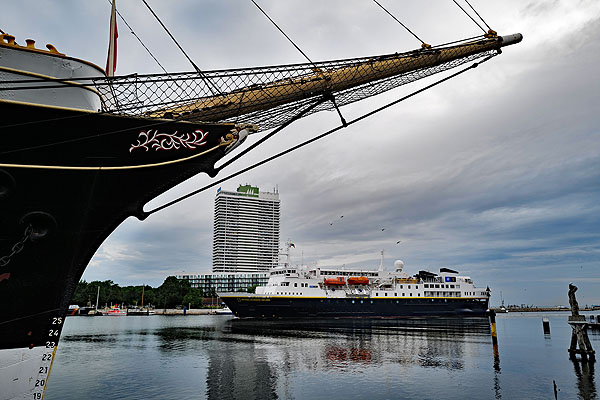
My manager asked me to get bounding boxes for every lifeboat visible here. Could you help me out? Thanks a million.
[324,277,345,286]
[347,276,369,285]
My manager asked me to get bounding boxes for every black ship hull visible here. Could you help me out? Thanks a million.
[221,295,489,319]
[0,101,235,352]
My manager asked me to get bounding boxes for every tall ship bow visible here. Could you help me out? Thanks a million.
[1,23,520,399]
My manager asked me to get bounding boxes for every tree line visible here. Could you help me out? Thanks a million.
[72,276,219,309]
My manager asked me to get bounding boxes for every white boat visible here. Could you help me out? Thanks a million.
[220,253,490,319]
[104,307,127,316]
[215,307,233,315]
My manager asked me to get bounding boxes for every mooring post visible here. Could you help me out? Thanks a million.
[567,283,595,361]
[487,309,500,364]
[543,317,551,334]
[488,309,498,346]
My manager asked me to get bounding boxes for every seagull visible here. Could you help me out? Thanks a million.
[381,228,385,231]
[340,215,344,218]
[396,240,401,244]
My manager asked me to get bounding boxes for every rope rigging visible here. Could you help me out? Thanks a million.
[95,37,501,131]
[139,0,222,95]
[462,0,493,32]
[371,0,430,48]
[0,34,506,156]
[0,3,515,159]
[251,0,315,66]
[452,0,488,34]
[140,55,493,219]
[105,0,168,74]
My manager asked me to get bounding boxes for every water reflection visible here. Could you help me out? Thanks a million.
[205,342,279,400]
[572,359,597,400]
[46,314,600,399]
[493,343,501,399]
[199,318,491,399]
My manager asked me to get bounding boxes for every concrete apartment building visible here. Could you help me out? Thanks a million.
[212,184,280,273]
[177,185,279,293]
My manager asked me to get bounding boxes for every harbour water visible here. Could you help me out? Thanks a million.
[45,312,598,399]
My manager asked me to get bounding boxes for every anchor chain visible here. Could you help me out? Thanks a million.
[0,224,33,268]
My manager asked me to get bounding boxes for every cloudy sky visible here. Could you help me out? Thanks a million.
[3,0,599,306]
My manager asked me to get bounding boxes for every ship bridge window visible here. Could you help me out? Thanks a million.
[435,284,440,288]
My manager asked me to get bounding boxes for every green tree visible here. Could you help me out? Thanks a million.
[182,288,204,308]
[156,276,191,308]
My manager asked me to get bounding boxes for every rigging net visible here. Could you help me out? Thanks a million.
[93,36,501,132]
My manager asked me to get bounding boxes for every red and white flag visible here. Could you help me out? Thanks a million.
[105,0,118,77]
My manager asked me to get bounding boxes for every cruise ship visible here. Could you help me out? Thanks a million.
[219,255,490,319]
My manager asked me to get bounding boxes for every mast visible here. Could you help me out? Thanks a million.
[95,285,100,313]
[150,34,522,122]
[141,285,145,308]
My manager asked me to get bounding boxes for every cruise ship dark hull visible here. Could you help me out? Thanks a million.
[221,296,490,319]
[0,101,234,352]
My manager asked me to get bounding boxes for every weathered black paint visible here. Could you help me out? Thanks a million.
[0,102,234,350]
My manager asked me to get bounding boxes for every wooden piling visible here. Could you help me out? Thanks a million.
[567,283,595,361]
[542,317,550,334]
[488,309,498,346]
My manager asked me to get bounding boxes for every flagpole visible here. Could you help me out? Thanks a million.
[106,0,117,76]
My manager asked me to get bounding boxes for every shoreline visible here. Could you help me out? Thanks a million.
[492,307,600,313]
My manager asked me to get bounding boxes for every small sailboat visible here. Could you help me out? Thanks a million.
[498,291,509,313]
[127,285,154,315]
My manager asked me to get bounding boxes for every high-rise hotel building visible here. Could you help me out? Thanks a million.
[212,185,280,273]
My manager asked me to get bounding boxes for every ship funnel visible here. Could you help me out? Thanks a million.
[394,260,404,272]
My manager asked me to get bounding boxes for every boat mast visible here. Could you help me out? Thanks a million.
[94,285,100,313]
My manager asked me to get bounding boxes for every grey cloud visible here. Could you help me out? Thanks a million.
[3,1,599,304]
